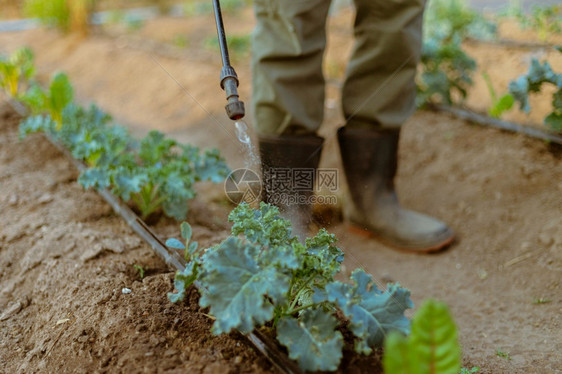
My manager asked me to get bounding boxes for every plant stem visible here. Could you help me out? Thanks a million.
[289,274,315,311]
[285,302,319,316]
[482,71,497,102]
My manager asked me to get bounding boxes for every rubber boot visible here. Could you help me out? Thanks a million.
[338,127,454,253]
[259,135,324,242]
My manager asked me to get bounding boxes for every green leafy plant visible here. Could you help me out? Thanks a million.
[460,368,480,374]
[508,54,562,132]
[20,72,74,129]
[383,299,461,374]
[482,71,514,118]
[168,203,413,372]
[418,0,496,106]
[21,107,228,220]
[18,70,229,221]
[0,47,35,98]
[133,264,145,279]
[496,349,511,360]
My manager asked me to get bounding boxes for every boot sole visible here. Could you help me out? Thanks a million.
[347,224,455,254]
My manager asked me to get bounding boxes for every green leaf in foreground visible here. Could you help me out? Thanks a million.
[315,269,413,355]
[199,236,291,334]
[383,332,413,374]
[277,309,343,372]
[383,299,461,374]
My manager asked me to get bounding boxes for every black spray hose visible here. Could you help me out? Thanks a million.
[212,0,245,120]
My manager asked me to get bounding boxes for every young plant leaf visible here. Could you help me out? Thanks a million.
[383,331,413,374]
[111,168,148,200]
[383,299,461,374]
[277,309,344,372]
[166,238,185,250]
[20,84,47,113]
[180,221,192,242]
[168,262,197,303]
[489,93,514,118]
[410,300,461,374]
[19,115,55,138]
[315,269,413,355]
[198,236,291,334]
[78,168,111,190]
[48,72,74,126]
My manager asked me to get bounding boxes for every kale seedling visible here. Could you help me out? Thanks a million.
[509,51,562,132]
[19,72,229,222]
[168,203,413,372]
[417,0,494,106]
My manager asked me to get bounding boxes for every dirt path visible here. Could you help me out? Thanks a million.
[0,7,561,374]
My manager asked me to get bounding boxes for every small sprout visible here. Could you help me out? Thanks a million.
[496,349,511,360]
[460,367,480,374]
[133,264,145,279]
[533,298,552,304]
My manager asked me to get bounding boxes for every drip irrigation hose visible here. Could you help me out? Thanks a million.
[429,104,562,145]
[212,0,245,121]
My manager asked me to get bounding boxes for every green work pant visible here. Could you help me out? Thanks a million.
[252,0,425,135]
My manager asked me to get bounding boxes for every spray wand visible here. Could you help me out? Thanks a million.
[212,0,245,121]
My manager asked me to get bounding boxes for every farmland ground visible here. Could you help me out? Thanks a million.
[0,102,273,373]
[0,4,561,374]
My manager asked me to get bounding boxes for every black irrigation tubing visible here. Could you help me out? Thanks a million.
[465,37,560,50]
[5,98,303,374]
[429,104,562,145]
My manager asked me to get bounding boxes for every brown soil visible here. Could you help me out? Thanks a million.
[1,4,561,374]
[0,102,272,373]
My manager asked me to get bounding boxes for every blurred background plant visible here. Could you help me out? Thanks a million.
[0,47,34,98]
[23,0,95,36]
[417,0,496,106]
[500,1,561,41]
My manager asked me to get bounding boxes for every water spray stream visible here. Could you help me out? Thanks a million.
[234,119,260,169]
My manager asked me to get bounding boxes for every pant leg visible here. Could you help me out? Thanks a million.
[252,0,332,136]
[342,0,425,129]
